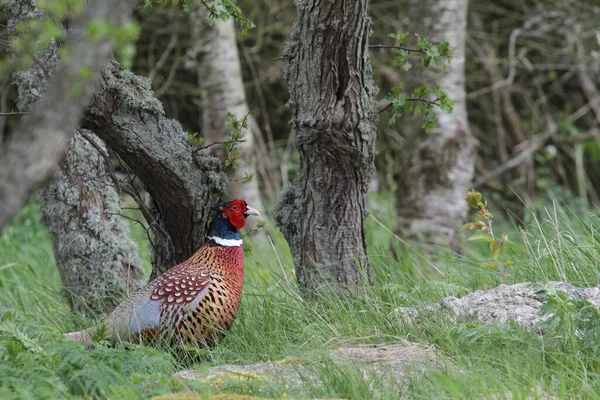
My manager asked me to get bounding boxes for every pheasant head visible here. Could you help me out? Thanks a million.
[207,199,260,246]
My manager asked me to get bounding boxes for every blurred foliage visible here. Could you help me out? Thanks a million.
[123,0,600,213]
[1,0,599,212]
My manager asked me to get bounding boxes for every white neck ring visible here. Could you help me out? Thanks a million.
[208,236,243,247]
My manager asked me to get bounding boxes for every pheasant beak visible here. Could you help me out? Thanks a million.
[244,206,260,218]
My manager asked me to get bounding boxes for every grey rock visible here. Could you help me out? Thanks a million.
[396,281,600,328]
[175,342,437,390]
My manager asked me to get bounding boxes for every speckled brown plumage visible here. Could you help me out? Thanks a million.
[148,242,245,346]
[66,199,259,348]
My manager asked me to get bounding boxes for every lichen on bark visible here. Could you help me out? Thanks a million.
[8,0,147,314]
[41,132,147,314]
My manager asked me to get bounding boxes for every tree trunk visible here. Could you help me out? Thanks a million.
[8,0,147,314]
[189,6,266,220]
[83,60,228,278]
[394,0,476,244]
[41,131,147,314]
[275,0,377,294]
[0,0,139,231]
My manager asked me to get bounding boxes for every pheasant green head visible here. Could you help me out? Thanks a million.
[207,199,260,246]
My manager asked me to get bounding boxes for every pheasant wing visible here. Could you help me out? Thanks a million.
[115,265,212,342]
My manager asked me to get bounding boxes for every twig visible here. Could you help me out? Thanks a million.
[369,44,426,54]
[0,111,27,117]
[554,130,600,144]
[193,138,246,152]
[149,33,178,83]
[154,54,183,97]
[199,0,219,19]
[114,154,176,261]
[79,130,121,195]
[571,26,600,147]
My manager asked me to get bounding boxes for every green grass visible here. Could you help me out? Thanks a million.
[1,194,600,398]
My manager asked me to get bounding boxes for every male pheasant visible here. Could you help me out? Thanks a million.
[67,199,259,347]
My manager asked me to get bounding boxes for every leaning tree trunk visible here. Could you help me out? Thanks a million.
[83,60,228,279]
[394,0,476,244]
[275,0,377,294]
[8,0,146,314]
[189,5,266,220]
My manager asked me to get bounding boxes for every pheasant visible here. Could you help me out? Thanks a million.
[67,199,260,347]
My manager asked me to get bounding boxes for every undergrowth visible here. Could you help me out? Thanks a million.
[1,194,600,398]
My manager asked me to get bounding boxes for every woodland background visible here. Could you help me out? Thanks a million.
[1,0,600,398]
[128,0,600,209]
[2,0,599,214]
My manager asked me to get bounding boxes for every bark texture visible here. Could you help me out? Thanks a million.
[190,7,266,221]
[0,0,139,231]
[7,0,147,314]
[83,60,228,278]
[394,0,476,243]
[41,131,147,314]
[275,0,377,294]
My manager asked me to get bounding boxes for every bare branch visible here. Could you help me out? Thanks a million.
[369,44,426,54]
[473,124,557,187]
[0,111,27,117]
[192,138,246,153]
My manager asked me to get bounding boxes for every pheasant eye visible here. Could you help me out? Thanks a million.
[232,205,238,210]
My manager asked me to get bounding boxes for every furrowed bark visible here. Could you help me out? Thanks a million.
[0,0,139,231]
[83,60,228,277]
[275,0,377,294]
[394,0,476,243]
[41,131,147,314]
[189,5,266,222]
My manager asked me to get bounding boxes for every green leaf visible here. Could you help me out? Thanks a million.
[460,222,486,232]
[389,32,409,44]
[468,233,493,243]
[490,239,500,259]
[87,19,110,41]
[465,189,483,208]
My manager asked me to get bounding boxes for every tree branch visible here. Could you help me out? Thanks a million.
[0,111,27,117]
[369,44,426,54]
[82,60,227,275]
[473,124,556,187]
